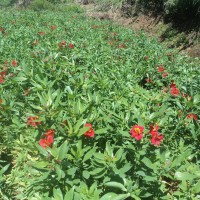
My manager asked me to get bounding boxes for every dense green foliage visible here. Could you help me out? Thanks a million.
[0,6,200,200]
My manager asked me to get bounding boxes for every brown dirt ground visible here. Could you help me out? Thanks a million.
[82,4,200,58]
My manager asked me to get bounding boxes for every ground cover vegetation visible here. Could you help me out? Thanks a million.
[0,3,200,200]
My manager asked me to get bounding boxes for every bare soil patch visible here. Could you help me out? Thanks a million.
[82,4,200,58]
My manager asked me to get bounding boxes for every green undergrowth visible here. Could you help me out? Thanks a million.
[0,7,200,200]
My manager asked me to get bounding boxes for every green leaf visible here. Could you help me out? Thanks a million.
[174,172,196,181]
[53,188,63,200]
[77,126,89,136]
[35,144,49,157]
[112,194,130,200]
[131,193,141,200]
[55,164,65,180]
[0,164,10,176]
[74,118,85,133]
[64,188,74,200]
[13,76,27,82]
[90,167,106,175]
[30,161,49,169]
[120,163,132,174]
[57,141,68,160]
[82,149,94,162]
[141,157,157,170]
[100,193,118,200]
[82,170,90,179]
[104,182,127,192]
[106,142,112,157]
[193,94,200,104]
[95,128,108,134]
[30,104,44,111]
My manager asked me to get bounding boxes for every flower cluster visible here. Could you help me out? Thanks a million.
[148,124,164,146]
[84,123,95,138]
[130,125,144,140]
[170,80,180,97]
[27,116,41,127]
[39,129,56,148]
[130,124,164,146]
[11,60,18,67]
[186,113,198,121]
[58,40,66,49]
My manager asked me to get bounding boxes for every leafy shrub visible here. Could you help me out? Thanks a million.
[57,4,84,13]
[0,8,200,200]
[29,0,55,10]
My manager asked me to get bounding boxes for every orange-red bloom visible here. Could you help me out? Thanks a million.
[59,40,66,49]
[149,124,159,135]
[186,113,198,121]
[120,44,126,48]
[39,129,56,148]
[151,132,164,146]
[11,60,18,67]
[32,40,39,46]
[0,27,5,33]
[27,116,41,127]
[158,65,165,72]
[0,75,4,84]
[145,78,153,83]
[84,124,95,138]
[44,129,56,137]
[130,125,144,140]
[170,80,177,88]
[170,87,180,96]
[38,31,45,35]
[50,25,57,30]
[69,43,74,49]
[0,69,8,76]
[162,72,168,77]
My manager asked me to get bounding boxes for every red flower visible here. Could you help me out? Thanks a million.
[145,56,149,60]
[151,132,164,146]
[38,31,45,35]
[27,116,41,127]
[170,80,177,88]
[93,25,99,29]
[158,65,165,72]
[32,40,38,46]
[44,129,56,137]
[39,129,56,148]
[58,40,66,49]
[186,113,198,121]
[39,137,54,148]
[84,123,95,138]
[69,43,74,49]
[0,75,4,84]
[113,32,117,36]
[130,125,144,140]
[162,72,168,77]
[149,124,159,135]
[0,99,3,104]
[170,87,180,96]
[120,44,126,48]
[0,27,5,33]
[0,69,8,76]
[11,60,18,67]
[50,25,57,30]
[145,78,153,83]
